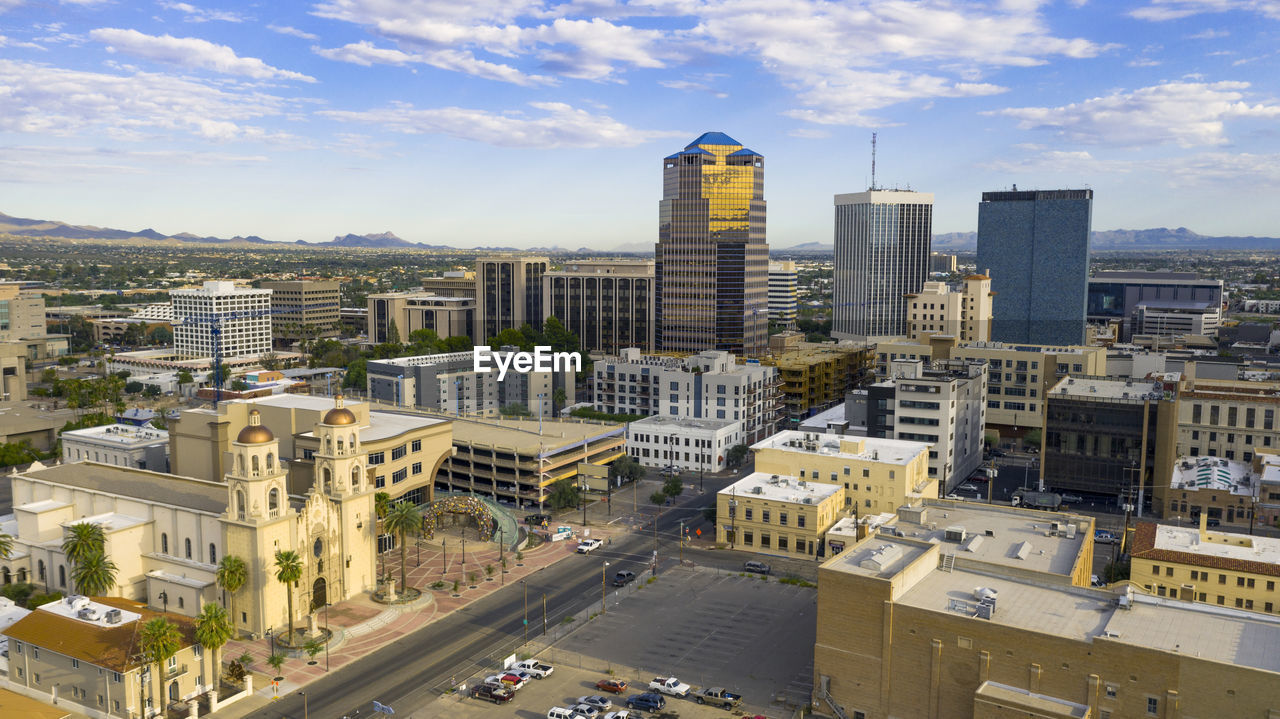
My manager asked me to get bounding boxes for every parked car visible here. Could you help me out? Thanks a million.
[988,448,1007,457]
[571,703,603,718]
[626,693,667,712]
[577,538,604,553]
[1061,493,1084,504]
[515,659,554,678]
[959,483,979,492]
[659,466,680,477]
[1093,529,1119,545]
[484,672,528,690]
[613,570,636,587]
[576,696,613,711]
[525,513,552,526]
[743,560,771,575]
[471,684,514,703]
[694,687,743,709]
[548,707,590,719]
[596,678,628,694]
[601,712,633,719]
[649,677,691,697]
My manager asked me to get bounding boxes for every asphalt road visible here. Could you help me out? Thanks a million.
[245,492,711,719]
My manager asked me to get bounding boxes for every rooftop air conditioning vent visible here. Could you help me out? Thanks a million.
[104,608,123,624]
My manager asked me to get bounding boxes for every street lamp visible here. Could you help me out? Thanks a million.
[601,561,610,614]
[299,691,309,719]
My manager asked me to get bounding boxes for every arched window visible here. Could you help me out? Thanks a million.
[2,567,10,585]
[350,433,356,452]
[326,437,333,453]
[322,468,332,493]
[235,490,246,520]
[37,560,45,582]
[266,453,274,471]
[161,533,169,554]
[236,455,244,475]
[209,543,217,564]
[58,565,66,588]
[185,538,192,559]
[269,488,280,512]
[351,466,361,490]
[337,438,344,454]
[251,455,260,474]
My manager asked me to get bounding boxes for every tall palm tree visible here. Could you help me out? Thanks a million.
[374,492,391,578]
[216,555,248,637]
[194,603,233,690]
[0,532,12,561]
[62,522,105,572]
[273,550,303,644]
[139,617,182,714]
[382,501,422,591]
[71,551,118,596]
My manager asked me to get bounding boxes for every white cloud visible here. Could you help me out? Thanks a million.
[1131,0,1280,20]
[0,144,268,183]
[1187,28,1230,38]
[0,59,293,143]
[660,78,728,98]
[158,1,247,23]
[318,100,683,148]
[785,69,1006,126]
[89,28,315,82]
[989,81,1280,147]
[985,147,1280,188]
[269,25,319,40]
[0,34,44,49]
[314,41,416,66]
[313,40,553,85]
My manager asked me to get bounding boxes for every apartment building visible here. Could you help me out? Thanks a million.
[751,430,934,517]
[716,472,845,558]
[1176,374,1280,463]
[4,597,204,719]
[866,358,987,493]
[592,348,780,442]
[61,423,169,472]
[366,291,476,345]
[762,336,874,428]
[259,279,341,348]
[904,273,993,342]
[365,349,575,418]
[543,260,655,354]
[170,281,272,360]
[625,415,743,472]
[476,256,548,341]
[1130,517,1280,615]
[768,260,798,323]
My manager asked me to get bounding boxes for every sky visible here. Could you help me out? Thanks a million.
[1,0,1278,249]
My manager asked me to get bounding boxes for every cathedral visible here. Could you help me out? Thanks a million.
[2,396,409,638]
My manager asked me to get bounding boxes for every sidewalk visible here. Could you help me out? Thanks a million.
[212,517,631,718]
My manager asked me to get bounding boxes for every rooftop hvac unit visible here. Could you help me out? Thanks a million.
[803,497,813,504]
[752,486,763,495]
[943,526,966,542]
[976,603,993,620]
[104,608,123,624]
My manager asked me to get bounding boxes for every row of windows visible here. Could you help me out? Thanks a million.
[1190,403,1276,429]
[1157,564,1277,590]
[737,531,817,554]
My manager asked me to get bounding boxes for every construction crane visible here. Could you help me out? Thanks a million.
[172,301,337,407]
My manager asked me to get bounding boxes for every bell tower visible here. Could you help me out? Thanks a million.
[225,409,288,523]
[314,394,367,498]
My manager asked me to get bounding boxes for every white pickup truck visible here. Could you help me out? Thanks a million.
[648,677,690,697]
[514,659,554,678]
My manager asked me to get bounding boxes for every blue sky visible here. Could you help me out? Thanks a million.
[1,0,1277,248]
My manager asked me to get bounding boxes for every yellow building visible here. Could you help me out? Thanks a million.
[813,503,1280,719]
[168,394,453,505]
[751,431,935,515]
[1129,517,1280,614]
[1175,373,1280,464]
[905,274,994,343]
[716,472,847,558]
[761,341,874,427]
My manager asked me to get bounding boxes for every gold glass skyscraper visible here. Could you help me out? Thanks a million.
[656,132,769,355]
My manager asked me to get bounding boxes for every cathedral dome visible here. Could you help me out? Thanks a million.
[236,409,274,444]
[322,395,357,426]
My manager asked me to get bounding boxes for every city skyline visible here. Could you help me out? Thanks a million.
[1,1,1278,247]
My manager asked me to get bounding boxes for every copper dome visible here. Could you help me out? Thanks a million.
[322,394,357,426]
[236,409,274,444]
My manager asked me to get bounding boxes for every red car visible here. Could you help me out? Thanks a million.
[596,679,628,694]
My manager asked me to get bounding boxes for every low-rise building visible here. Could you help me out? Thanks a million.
[1156,455,1259,528]
[751,431,935,516]
[716,472,845,558]
[625,415,743,473]
[366,349,575,417]
[60,423,169,473]
[3,596,204,719]
[1129,517,1280,615]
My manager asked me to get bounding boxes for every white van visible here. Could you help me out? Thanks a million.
[547,707,590,719]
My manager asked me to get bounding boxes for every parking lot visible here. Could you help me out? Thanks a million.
[417,565,816,719]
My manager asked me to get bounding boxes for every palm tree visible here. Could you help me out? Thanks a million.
[194,603,233,691]
[216,555,248,637]
[374,492,391,578]
[382,501,422,591]
[273,550,303,644]
[62,521,105,571]
[71,551,118,596]
[0,532,12,561]
[139,617,182,714]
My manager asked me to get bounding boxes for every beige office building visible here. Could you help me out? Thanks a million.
[543,260,655,354]
[716,471,846,558]
[1130,516,1280,614]
[419,271,477,299]
[366,292,476,345]
[1175,373,1279,464]
[260,279,341,348]
[476,256,548,342]
[905,274,994,343]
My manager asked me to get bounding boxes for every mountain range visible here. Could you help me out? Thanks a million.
[3,209,1278,253]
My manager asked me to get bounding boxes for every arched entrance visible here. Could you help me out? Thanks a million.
[311,577,327,611]
[169,681,179,702]
[421,495,496,541]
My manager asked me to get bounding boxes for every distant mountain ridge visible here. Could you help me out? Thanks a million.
[312,231,417,248]
[778,227,1280,253]
[0,210,269,244]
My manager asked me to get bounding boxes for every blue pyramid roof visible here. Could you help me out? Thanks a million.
[686,131,740,148]
[679,147,713,155]
[664,153,680,160]
[728,148,760,156]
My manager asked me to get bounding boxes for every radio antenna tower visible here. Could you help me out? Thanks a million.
[870,132,878,191]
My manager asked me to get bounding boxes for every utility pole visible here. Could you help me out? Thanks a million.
[729,487,737,549]
[522,580,528,644]
[542,593,547,636]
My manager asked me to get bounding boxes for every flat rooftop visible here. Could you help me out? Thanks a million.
[0,403,64,433]
[826,535,930,579]
[890,501,1090,577]
[720,472,842,505]
[1049,375,1165,401]
[1148,524,1280,567]
[630,415,737,432]
[19,461,227,515]
[1170,456,1256,496]
[428,414,624,454]
[752,430,929,466]
[62,423,168,446]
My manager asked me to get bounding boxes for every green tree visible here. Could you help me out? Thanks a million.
[194,603,233,689]
[650,491,668,508]
[260,351,280,371]
[71,551,118,596]
[611,455,645,484]
[552,387,567,415]
[216,555,247,638]
[549,478,581,510]
[489,327,531,351]
[662,476,683,498]
[62,522,106,569]
[40,367,58,384]
[273,550,304,643]
[0,533,12,562]
[386,318,402,346]
[139,617,182,714]
[267,653,286,677]
[176,369,194,394]
[383,501,423,591]
[125,380,144,394]
[725,443,749,469]
[148,325,173,345]
[342,358,367,390]
[230,379,249,392]
[499,403,531,417]
[541,316,579,354]
[441,335,473,352]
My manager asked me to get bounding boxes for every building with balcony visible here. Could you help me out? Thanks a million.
[768,261,798,324]
[762,337,874,428]
[592,348,780,443]
[625,415,742,472]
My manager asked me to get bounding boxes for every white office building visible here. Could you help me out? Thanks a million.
[61,423,170,472]
[625,415,744,472]
[768,261,798,323]
[593,348,780,443]
[366,349,574,417]
[170,281,272,360]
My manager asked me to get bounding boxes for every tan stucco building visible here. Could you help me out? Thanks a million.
[1130,516,1280,615]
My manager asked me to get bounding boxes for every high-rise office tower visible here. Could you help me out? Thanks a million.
[476,256,548,342]
[656,132,768,355]
[977,189,1093,345]
[171,281,272,359]
[768,260,798,324]
[832,190,933,340]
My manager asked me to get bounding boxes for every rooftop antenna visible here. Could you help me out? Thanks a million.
[870,132,878,191]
